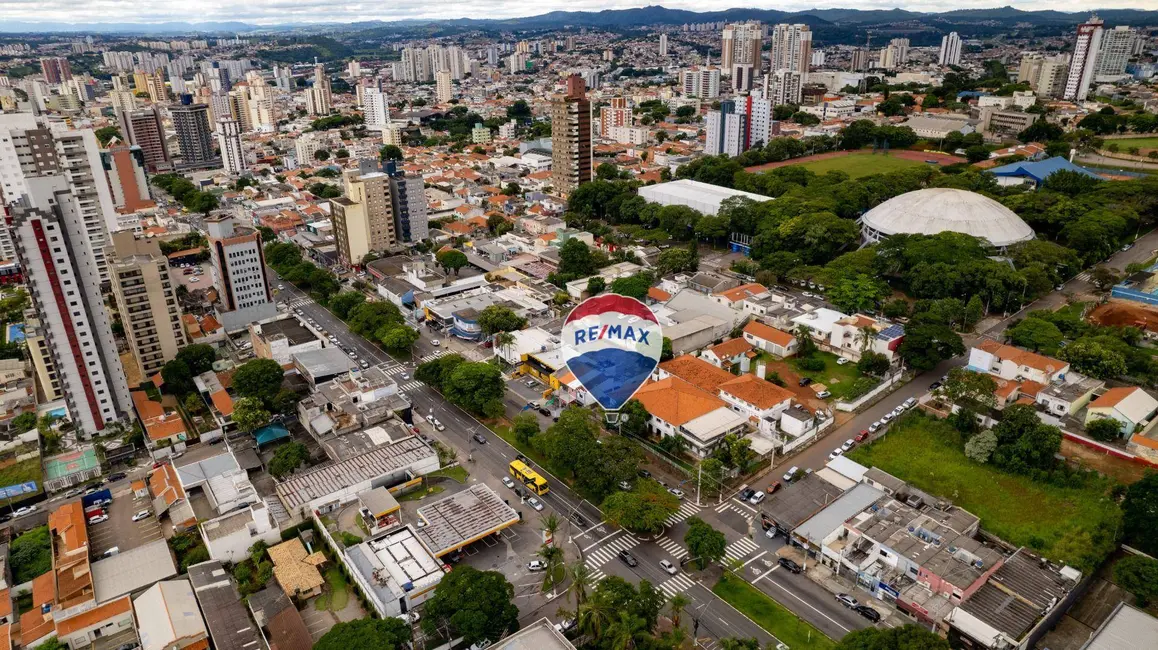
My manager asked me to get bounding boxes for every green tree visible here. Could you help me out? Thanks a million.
[1058,338,1128,379]
[991,404,1062,473]
[609,272,656,301]
[827,274,886,314]
[232,397,271,434]
[176,344,217,375]
[941,368,998,410]
[443,362,506,417]
[559,239,598,277]
[964,430,998,464]
[602,479,679,534]
[436,249,469,275]
[834,625,950,650]
[683,517,726,569]
[1086,417,1123,442]
[10,526,51,583]
[11,411,37,432]
[964,145,990,163]
[380,325,419,352]
[421,566,519,645]
[1113,555,1158,606]
[1122,472,1158,555]
[512,412,540,446]
[856,352,890,377]
[232,358,286,405]
[1008,317,1064,353]
[268,441,310,478]
[160,359,195,396]
[586,276,606,296]
[655,247,698,275]
[416,354,466,391]
[477,305,527,336]
[617,399,650,439]
[328,291,366,320]
[897,323,964,371]
[94,126,122,146]
[316,618,413,650]
[379,145,404,162]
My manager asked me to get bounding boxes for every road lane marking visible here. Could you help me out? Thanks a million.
[756,572,851,633]
[741,551,767,568]
[583,528,624,552]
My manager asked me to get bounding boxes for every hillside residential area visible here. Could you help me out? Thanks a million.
[1,6,1158,650]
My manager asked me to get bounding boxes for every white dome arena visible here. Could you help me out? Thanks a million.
[861,188,1035,249]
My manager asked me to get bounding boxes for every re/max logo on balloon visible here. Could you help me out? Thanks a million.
[572,324,653,346]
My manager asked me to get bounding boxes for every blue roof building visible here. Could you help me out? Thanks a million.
[988,156,1102,188]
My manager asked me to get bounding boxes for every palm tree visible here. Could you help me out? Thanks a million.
[668,594,690,630]
[606,612,648,650]
[567,561,594,608]
[577,598,613,640]
[494,331,516,362]
[857,325,875,353]
[538,544,565,591]
[540,513,561,546]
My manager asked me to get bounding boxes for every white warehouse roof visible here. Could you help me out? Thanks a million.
[861,188,1034,248]
[637,179,771,215]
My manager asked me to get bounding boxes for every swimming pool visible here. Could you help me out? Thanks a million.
[6,323,24,344]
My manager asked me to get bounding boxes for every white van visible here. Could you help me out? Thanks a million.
[782,466,800,482]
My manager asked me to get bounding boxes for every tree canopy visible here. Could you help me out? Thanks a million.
[421,566,519,644]
[316,617,412,650]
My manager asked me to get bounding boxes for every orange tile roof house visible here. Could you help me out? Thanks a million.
[701,338,754,368]
[742,321,799,358]
[968,339,1069,385]
[633,377,748,456]
[714,283,770,307]
[1085,386,1158,437]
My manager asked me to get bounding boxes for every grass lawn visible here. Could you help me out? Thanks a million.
[398,485,445,502]
[430,466,469,483]
[315,567,350,611]
[1107,136,1158,150]
[713,574,835,650]
[0,455,44,505]
[796,153,925,179]
[847,414,1120,563]
[789,351,869,400]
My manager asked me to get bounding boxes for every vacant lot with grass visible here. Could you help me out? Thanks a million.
[789,351,871,400]
[1106,136,1158,150]
[847,414,1120,563]
[714,574,834,650]
[0,454,44,505]
[796,152,926,179]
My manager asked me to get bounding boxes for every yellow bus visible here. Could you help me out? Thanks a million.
[509,460,549,496]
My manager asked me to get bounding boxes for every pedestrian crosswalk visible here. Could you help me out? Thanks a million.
[399,381,423,392]
[583,534,639,582]
[723,536,761,563]
[658,573,697,598]
[655,535,688,560]
[1075,272,1091,283]
[287,297,313,308]
[665,500,702,526]
[420,350,449,363]
[383,365,409,377]
[716,500,756,520]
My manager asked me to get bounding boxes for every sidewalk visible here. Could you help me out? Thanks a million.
[801,561,908,628]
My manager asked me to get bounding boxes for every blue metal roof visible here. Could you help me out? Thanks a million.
[988,156,1101,184]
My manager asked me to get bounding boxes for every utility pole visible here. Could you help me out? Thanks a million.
[696,462,702,506]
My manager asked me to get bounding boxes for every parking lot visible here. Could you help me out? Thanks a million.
[87,486,161,558]
[172,261,211,290]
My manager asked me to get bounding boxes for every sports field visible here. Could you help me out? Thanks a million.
[1106,137,1158,150]
[796,152,928,178]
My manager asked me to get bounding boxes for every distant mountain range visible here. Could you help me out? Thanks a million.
[3,5,1158,35]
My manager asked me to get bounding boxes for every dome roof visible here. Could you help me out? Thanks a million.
[861,188,1034,248]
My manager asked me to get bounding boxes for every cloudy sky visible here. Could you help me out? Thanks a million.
[0,0,1150,26]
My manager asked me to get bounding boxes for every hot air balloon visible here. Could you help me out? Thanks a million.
[560,294,663,414]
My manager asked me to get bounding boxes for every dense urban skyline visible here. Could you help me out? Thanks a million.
[1,1,1157,28]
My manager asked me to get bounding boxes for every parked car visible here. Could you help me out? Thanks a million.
[638,469,651,478]
[929,381,942,391]
[841,439,855,451]
[659,559,678,575]
[880,413,894,423]
[527,497,544,511]
[738,488,756,501]
[798,377,813,387]
[854,605,881,622]
[766,481,782,494]
[836,593,859,608]
[63,488,83,498]
[868,421,882,433]
[903,397,917,409]
[782,466,800,482]
[816,390,832,399]
[472,433,486,444]
[892,405,905,416]
[618,480,632,491]
[855,430,870,443]
[132,510,151,522]
[88,514,108,525]
[360,361,370,369]
[101,547,120,558]
[434,419,445,432]
[527,560,547,572]
[836,357,851,365]
[395,611,421,624]
[668,488,685,499]
[748,491,766,505]
[14,505,37,517]
[555,619,577,635]
[502,477,516,489]
[778,558,803,574]
[618,550,638,567]
[516,454,531,465]
[828,448,844,460]
[107,472,127,482]
[431,339,441,346]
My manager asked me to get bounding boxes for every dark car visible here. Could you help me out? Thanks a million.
[853,605,881,622]
[778,558,803,574]
[638,469,651,478]
[618,549,639,567]
[798,377,813,387]
[106,472,126,482]
[538,407,551,417]
[929,381,942,391]
[738,488,756,501]
[473,433,487,445]
[516,454,531,465]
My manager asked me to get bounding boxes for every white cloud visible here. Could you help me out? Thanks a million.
[0,0,1150,26]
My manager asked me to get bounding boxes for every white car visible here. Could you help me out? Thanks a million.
[841,439,855,452]
[868,421,882,432]
[659,559,678,575]
[360,361,370,369]
[527,560,547,572]
[668,488,685,499]
[880,413,894,423]
[88,514,109,525]
[401,373,411,380]
[431,339,441,347]
[903,397,917,409]
[502,476,516,489]
[527,497,544,511]
[749,491,766,505]
[782,466,800,482]
[188,277,199,283]
[132,510,151,522]
[836,357,851,365]
[425,414,435,423]
[14,505,37,517]
[395,611,420,624]
[892,405,905,416]
[816,390,832,399]
[828,448,844,461]
[433,419,445,432]
[277,284,285,290]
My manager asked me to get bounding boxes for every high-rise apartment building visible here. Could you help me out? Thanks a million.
[101,142,154,215]
[40,57,72,84]
[550,75,592,197]
[739,93,778,149]
[363,86,390,130]
[216,118,245,174]
[1096,26,1137,78]
[1063,15,1104,101]
[878,39,910,70]
[659,34,668,57]
[145,69,168,103]
[170,95,217,169]
[849,48,870,73]
[731,64,756,92]
[23,311,61,402]
[386,160,428,244]
[681,66,721,99]
[599,97,633,137]
[117,106,171,172]
[721,22,762,74]
[705,101,747,157]
[206,215,271,313]
[769,24,812,74]
[939,32,962,66]
[509,53,528,74]
[105,231,187,379]
[435,69,453,103]
[331,161,397,267]
[305,63,332,116]
[8,175,131,434]
[767,69,803,106]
